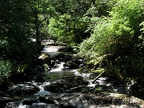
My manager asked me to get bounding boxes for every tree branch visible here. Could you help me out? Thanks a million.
[92,71,105,83]
[39,17,49,25]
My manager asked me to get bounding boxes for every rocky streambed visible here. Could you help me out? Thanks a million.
[2,75,144,108]
[1,41,144,108]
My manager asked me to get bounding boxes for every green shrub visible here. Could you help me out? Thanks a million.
[0,59,12,83]
[79,0,144,82]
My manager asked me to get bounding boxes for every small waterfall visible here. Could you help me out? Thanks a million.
[13,82,51,108]
[42,45,65,57]
[17,103,28,108]
[50,62,65,72]
[17,103,48,108]
[34,82,51,97]
[42,46,62,52]
[88,80,97,88]
[4,41,144,108]
[87,77,112,88]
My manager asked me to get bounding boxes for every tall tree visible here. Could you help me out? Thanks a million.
[0,0,46,75]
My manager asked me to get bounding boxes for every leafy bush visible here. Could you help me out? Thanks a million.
[48,14,89,45]
[0,59,12,83]
[79,0,144,82]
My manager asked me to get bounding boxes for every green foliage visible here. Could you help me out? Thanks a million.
[0,59,12,83]
[79,0,144,83]
[46,0,91,45]
[1,0,144,99]
[47,0,117,45]
[87,0,118,17]
[48,14,72,41]
[48,14,88,44]
[0,0,48,76]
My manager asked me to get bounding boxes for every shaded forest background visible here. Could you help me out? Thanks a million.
[0,0,144,99]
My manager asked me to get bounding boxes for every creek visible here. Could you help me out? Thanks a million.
[2,40,144,108]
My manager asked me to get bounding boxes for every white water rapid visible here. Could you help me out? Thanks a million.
[6,41,144,108]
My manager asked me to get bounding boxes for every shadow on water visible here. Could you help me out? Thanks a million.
[44,61,78,81]
[45,71,75,81]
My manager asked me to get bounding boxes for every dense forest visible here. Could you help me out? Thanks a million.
[0,0,144,99]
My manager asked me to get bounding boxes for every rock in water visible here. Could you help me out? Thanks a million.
[34,76,45,82]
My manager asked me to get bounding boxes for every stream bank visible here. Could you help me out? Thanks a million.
[1,40,144,108]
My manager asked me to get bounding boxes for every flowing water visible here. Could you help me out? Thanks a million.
[4,42,144,108]
[4,44,94,107]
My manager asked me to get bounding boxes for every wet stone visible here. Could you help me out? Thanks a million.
[8,83,40,95]
[34,76,45,82]
[0,97,12,107]
[44,76,89,93]
[22,98,38,105]
[39,96,56,104]
[29,103,60,108]
[3,42,144,108]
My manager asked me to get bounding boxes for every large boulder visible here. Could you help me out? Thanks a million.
[34,76,45,82]
[27,93,143,108]
[44,76,89,93]
[58,46,74,52]
[22,98,38,105]
[8,83,39,95]
[64,58,85,69]
[64,61,79,69]
[39,96,57,104]
[0,97,12,107]
[38,53,51,66]
[58,93,144,108]
[38,53,59,70]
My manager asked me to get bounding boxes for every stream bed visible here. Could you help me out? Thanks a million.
[2,41,144,108]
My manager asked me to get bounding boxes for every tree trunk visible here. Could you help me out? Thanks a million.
[92,71,105,83]
[35,12,40,44]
